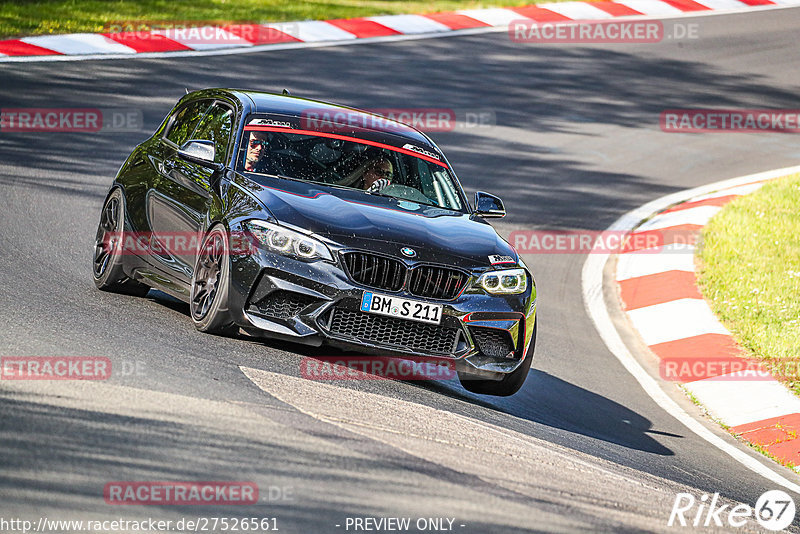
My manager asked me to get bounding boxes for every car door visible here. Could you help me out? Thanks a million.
[147,100,234,282]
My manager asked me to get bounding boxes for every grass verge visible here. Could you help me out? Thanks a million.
[0,0,544,40]
[697,173,800,395]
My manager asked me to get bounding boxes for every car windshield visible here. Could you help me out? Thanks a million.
[237,125,465,211]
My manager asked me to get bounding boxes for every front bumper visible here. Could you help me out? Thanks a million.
[229,245,537,376]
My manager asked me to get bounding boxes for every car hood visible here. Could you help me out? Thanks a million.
[237,174,516,268]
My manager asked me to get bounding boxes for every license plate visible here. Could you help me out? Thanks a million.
[360,291,442,325]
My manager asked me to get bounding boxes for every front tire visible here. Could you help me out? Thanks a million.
[189,225,238,336]
[92,188,151,296]
[458,319,536,397]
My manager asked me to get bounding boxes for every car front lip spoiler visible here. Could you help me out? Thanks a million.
[241,264,535,375]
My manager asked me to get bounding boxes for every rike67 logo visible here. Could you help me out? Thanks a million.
[668,490,795,531]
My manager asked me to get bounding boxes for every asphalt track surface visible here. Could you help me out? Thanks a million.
[2,8,800,533]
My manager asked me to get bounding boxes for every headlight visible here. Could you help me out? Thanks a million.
[477,268,527,294]
[244,220,333,262]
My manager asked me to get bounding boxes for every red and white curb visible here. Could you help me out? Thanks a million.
[616,178,800,468]
[1,0,798,62]
[583,165,800,494]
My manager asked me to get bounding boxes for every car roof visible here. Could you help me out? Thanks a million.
[219,89,438,149]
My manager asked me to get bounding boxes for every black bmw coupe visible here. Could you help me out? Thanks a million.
[93,89,537,396]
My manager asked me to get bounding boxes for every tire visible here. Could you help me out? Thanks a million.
[458,319,536,397]
[189,225,238,336]
[92,188,151,296]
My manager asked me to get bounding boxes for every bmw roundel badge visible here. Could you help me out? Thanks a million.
[401,247,416,258]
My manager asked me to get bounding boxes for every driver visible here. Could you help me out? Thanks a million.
[362,158,393,193]
[243,131,269,172]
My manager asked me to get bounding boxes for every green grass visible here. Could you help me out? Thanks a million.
[697,174,800,395]
[741,439,798,472]
[0,0,546,39]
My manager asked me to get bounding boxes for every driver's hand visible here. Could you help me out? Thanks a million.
[367,178,391,193]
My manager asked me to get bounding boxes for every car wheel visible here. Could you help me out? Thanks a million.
[189,225,238,336]
[92,188,151,296]
[458,319,536,397]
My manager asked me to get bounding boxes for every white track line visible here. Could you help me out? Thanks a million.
[368,14,452,34]
[627,298,730,345]
[20,34,138,55]
[689,181,766,201]
[268,20,358,42]
[457,8,533,25]
[635,204,721,231]
[686,374,800,427]
[691,0,751,9]
[614,0,686,15]
[153,27,253,50]
[539,1,616,19]
[582,164,800,495]
[616,243,696,281]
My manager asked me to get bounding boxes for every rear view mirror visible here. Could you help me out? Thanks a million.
[474,191,506,218]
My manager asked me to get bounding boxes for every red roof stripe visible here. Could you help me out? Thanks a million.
[244,125,448,167]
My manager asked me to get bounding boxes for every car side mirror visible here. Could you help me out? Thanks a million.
[474,191,506,218]
[178,140,223,171]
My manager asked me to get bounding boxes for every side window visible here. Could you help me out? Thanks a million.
[164,100,211,147]
[192,104,234,163]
